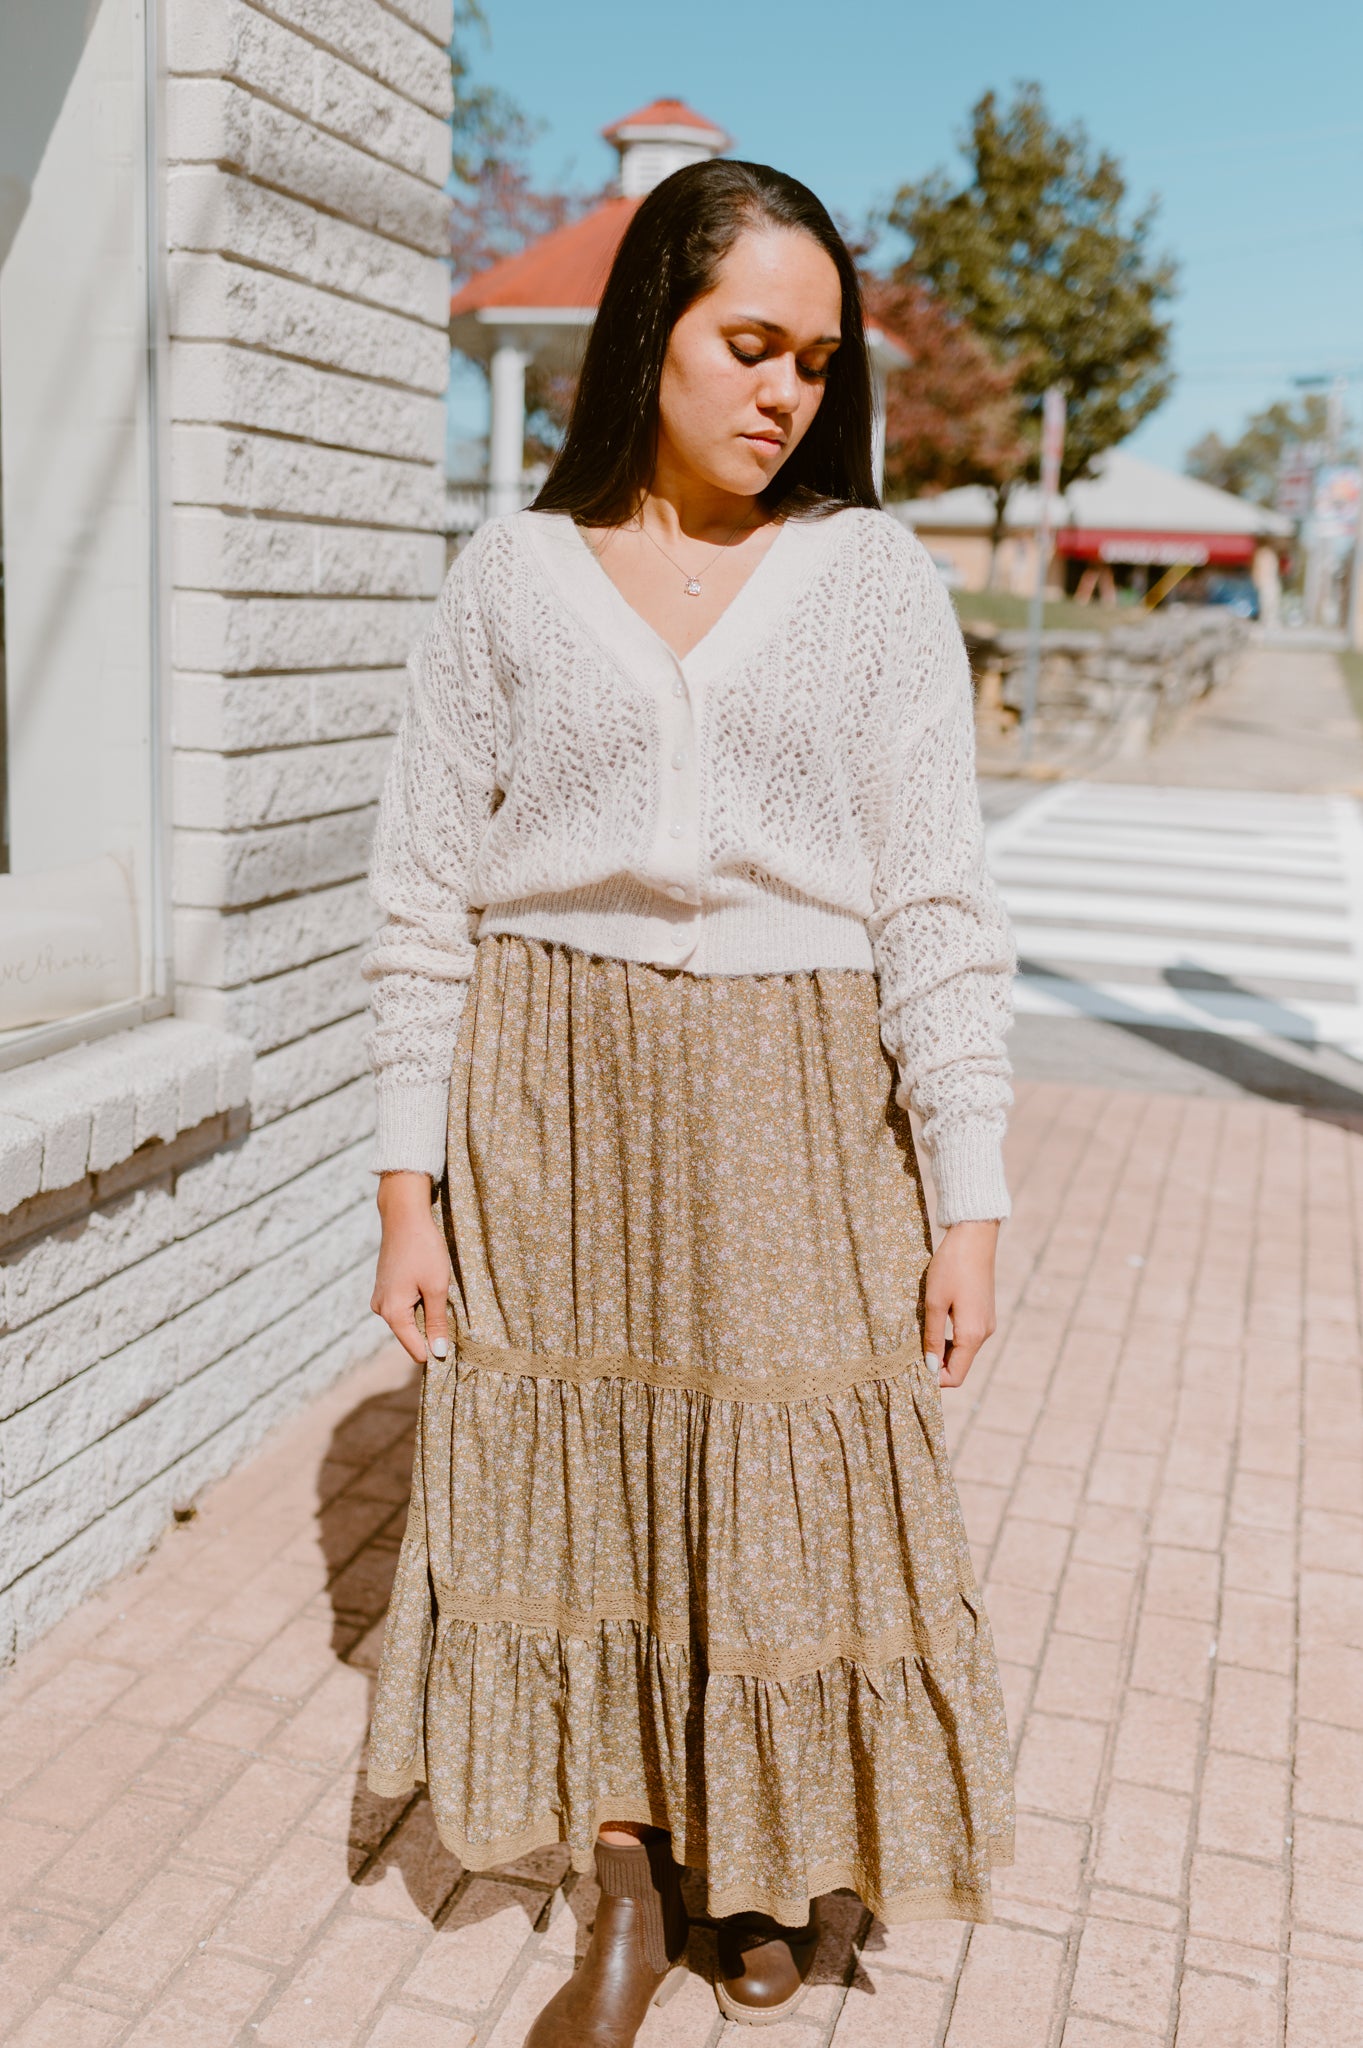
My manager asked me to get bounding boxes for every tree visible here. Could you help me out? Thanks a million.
[1186,394,1345,509]
[860,272,1028,499]
[447,4,607,459]
[887,84,1177,573]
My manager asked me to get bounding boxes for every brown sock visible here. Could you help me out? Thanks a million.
[594,1837,672,1974]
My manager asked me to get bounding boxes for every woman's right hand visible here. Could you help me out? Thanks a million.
[371,1171,453,1365]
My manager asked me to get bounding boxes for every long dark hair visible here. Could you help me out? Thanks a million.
[531,159,879,525]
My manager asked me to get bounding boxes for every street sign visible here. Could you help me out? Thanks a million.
[1311,464,1360,542]
[1275,445,1315,521]
[1041,385,1066,499]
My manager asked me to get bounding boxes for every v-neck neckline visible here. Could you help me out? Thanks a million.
[564,512,796,670]
[518,506,850,696]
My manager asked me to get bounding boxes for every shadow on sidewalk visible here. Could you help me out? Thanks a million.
[310,1362,583,1947]
[1020,956,1363,1132]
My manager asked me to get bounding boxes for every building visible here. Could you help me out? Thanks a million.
[449,97,907,524]
[0,0,452,1656]
[896,449,1293,617]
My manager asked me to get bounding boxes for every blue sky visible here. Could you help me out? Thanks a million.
[452,0,1363,476]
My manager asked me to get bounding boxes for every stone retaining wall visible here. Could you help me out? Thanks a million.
[967,608,1250,768]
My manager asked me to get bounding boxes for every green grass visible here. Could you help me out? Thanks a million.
[952,589,1140,635]
[1339,650,1363,729]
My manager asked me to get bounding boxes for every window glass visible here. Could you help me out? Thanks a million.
[0,0,157,1044]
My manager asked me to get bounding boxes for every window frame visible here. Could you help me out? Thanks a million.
[0,0,172,1077]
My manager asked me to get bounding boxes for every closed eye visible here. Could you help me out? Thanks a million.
[728,342,833,382]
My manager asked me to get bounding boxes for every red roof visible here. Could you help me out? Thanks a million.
[450,195,641,315]
[601,97,730,145]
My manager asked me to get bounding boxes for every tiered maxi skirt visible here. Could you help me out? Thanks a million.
[367,933,1015,1925]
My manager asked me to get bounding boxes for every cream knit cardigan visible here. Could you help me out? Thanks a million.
[361,504,1016,1223]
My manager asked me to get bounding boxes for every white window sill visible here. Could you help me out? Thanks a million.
[0,1017,254,1214]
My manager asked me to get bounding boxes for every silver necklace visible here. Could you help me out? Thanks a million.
[629,511,762,597]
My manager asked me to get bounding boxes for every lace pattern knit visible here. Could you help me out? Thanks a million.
[361,505,1016,1222]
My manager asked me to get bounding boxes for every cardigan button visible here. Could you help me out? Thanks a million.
[668,822,683,840]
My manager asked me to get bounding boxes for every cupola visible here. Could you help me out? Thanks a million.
[600,97,732,199]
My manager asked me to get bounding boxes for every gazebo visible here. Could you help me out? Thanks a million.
[450,97,905,519]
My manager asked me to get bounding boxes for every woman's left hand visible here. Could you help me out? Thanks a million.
[924,1219,1001,1388]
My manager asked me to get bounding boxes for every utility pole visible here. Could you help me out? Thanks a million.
[1295,372,1354,626]
[1020,387,1065,762]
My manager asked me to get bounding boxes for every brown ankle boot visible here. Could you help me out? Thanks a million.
[714,1903,819,2024]
[524,1833,689,2047]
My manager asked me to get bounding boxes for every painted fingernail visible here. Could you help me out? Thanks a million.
[924,1352,941,1374]
[429,1338,449,1361]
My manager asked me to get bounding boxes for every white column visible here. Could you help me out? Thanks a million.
[488,337,529,521]
[871,360,889,496]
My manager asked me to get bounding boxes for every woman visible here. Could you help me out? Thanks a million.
[362,158,1016,2043]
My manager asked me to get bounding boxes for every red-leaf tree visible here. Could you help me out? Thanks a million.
[860,273,1028,501]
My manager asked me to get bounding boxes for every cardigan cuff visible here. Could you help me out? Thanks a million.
[371,1081,450,1180]
[927,1119,1011,1226]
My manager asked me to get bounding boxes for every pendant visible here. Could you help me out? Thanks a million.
[684,577,702,597]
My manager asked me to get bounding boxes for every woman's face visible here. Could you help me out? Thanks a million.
[656,224,843,499]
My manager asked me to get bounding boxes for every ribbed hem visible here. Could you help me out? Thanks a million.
[478,877,875,977]
[927,1120,1011,1225]
[371,1081,449,1178]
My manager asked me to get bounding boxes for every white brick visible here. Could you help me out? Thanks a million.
[172,426,442,529]
[1,1327,181,1496]
[67,1020,253,1149]
[247,0,453,117]
[170,343,445,463]
[174,879,377,987]
[174,737,391,829]
[165,80,447,252]
[103,1242,375,1505]
[173,806,376,908]
[251,1013,371,1124]
[0,1303,97,1423]
[172,670,405,751]
[178,945,368,1050]
[93,1140,371,1358]
[173,509,443,598]
[168,252,448,390]
[173,588,425,676]
[315,368,447,464]
[382,0,452,45]
[165,167,447,322]
[7,1477,172,1650]
[2,1289,383,1646]
[309,670,408,742]
[165,1,451,184]
[0,1117,44,1215]
[0,1075,92,1194]
[172,1077,373,1234]
[2,1183,179,1332]
[170,1196,375,1383]
[0,1437,110,1585]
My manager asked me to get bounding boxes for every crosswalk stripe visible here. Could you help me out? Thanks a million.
[991,859,1346,907]
[986,781,1363,1052]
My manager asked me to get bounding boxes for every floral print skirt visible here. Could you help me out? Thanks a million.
[366,933,1014,1925]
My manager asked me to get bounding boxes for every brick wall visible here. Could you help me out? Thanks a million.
[0,0,453,1659]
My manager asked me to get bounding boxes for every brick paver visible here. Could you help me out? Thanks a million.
[1,1077,1360,2046]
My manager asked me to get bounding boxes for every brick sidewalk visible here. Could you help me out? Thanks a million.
[1,1078,1360,2047]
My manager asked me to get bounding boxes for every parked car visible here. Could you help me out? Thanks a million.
[1203,574,1259,619]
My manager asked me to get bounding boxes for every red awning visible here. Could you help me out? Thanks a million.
[1054,529,1258,568]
